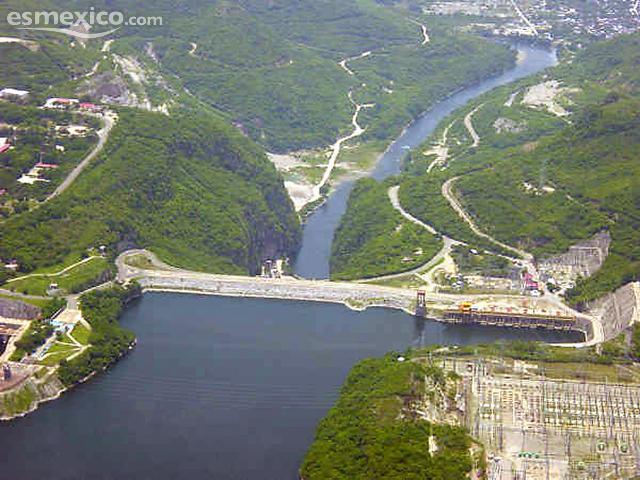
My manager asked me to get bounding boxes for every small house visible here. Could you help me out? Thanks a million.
[0,88,29,100]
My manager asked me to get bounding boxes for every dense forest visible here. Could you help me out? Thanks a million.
[1,0,514,153]
[451,34,640,305]
[0,108,301,274]
[336,32,639,300]
[330,178,442,280]
[301,354,475,479]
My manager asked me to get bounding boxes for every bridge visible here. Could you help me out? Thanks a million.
[116,250,600,345]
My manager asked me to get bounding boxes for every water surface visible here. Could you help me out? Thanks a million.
[0,43,566,480]
[0,294,580,479]
[294,43,558,279]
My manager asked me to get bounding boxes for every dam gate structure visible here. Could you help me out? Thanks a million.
[415,293,589,337]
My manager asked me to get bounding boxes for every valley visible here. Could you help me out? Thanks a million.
[0,1,638,479]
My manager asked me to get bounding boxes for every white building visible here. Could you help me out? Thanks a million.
[0,88,29,100]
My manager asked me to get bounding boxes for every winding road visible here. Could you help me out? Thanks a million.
[442,177,531,261]
[5,256,103,284]
[338,51,371,76]
[356,186,460,285]
[44,111,117,203]
[463,104,482,148]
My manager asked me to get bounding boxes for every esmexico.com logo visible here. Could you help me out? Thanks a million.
[6,8,163,39]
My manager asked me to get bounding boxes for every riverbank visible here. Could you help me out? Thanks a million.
[273,42,520,213]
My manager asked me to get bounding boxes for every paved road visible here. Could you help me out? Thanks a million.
[5,256,102,284]
[463,104,482,147]
[45,110,117,203]
[442,176,531,260]
[116,250,598,344]
[509,0,539,36]
[356,185,462,285]
[388,185,439,235]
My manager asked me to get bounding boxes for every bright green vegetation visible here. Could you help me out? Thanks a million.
[143,1,515,152]
[0,294,50,309]
[632,325,640,360]
[9,297,65,361]
[58,284,139,386]
[40,341,79,367]
[0,108,300,275]
[10,321,54,361]
[399,174,514,257]
[14,0,515,153]
[0,34,100,96]
[69,323,91,346]
[451,245,511,277]
[301,353,475,480]
[4,257,111,296]
[369,33,640,305]
[2,384,36,417]
[330,178,442,280]
[39,324,91,367]
[0,102,99,212]
[446,331,638,365]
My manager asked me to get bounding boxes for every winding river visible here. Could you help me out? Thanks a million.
[0,43,566,480]
[294,42,557,279]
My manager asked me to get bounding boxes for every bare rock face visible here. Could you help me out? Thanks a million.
[538,231,611,283]
[0,298,40,320]
[589,282,640,341]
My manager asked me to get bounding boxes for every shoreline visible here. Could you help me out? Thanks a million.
[289,46,522,213]
[140,285,588,341]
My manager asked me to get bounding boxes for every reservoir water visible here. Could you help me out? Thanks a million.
[294,43,558,279]
[0,293,580,479]
[0,43,567,480]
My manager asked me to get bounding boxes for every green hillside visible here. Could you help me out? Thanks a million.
[301,354,476,480]
[346,32,639,303]
[0,108,301,274]
[0,0,514,153]
[330,178,442,280]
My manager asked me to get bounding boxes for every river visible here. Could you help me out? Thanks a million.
[294,42,557,279]
[0,43,563,480]
[0,294,579,479]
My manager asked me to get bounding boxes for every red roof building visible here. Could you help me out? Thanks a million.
[0,144,10,154]
[35,162,59,169]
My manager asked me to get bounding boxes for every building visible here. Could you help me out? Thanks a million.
[0,137,10,154]
[0,88,29,100]
[522,271,540,291]
[35,162,59,169]
[43,97,79,109]
[79,102,103,113]
[4,260,19,271]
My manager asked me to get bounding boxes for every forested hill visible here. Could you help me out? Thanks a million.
[0,108,301,274]
[327,32,640,300]
[400,33,639,305]
[0,0,514,153]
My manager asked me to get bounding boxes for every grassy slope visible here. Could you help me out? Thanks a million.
[4,257,110,295]
[0,108,301,274]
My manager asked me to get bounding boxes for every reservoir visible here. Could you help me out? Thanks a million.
[0,293,581,479]
[0,43,570,480]
[294,42,558,279]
